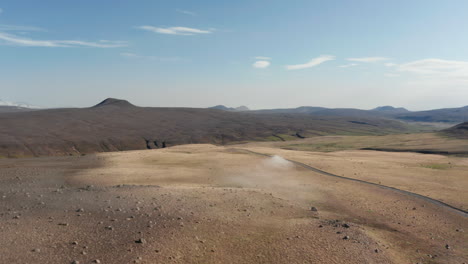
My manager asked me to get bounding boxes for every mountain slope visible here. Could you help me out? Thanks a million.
[442,122,468,139]
[0,98,415,157]
[395,106,468,123]
[209,105,250,111]
[254,105,468,123]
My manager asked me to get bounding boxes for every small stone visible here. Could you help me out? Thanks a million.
[71,241,78,245]
[374,249,379,253]
[71,261,79,264]
[93,260,101,263]
[135,238,146,244]
[32,248,40,252]
[342,223,350,228]
[76,208,84,212]
[343,236,350,240]
[445,244,450,249]
[310,207,318,212]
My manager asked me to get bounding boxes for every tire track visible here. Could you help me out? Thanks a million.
[237,148,468,217]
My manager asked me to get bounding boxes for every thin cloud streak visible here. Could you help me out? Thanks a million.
[176,9,197,16]
[0,32,127,47]
[120,52,182,62]
[347,57,390,62]
[253,61,271,69]
[255,56,271,60]
[339,63,358,68]
[0,24,46,32]
[398,58,468,86]
[138,26,213,35]
[286,55,335,70]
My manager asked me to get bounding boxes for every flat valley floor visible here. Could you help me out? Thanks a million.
[1,143,467,263]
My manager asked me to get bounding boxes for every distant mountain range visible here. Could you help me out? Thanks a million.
[3,98,467,123]
[247,105,468,123]
[443,122,468,139]
[0,99,40,113]
[0,98,416,157]
[209,105,250,112]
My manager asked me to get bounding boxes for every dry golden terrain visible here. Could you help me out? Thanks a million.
[0,143,467,264]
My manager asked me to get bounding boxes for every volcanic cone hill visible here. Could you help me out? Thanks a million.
[0,98,416,157]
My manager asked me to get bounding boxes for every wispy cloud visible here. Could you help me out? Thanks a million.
[120,52,182,62]
[253,60,271,69]
[398,58,468,86]
[339,63,358,68]
[347,57,390,63]
[176,9,197,16]
[286,55,335,70]
[138,26,213,35]
[398,58,468,78]
[0,32,127,48]
[255,56,271,60]
[0,24,46,32]
[384,63,397,67]
[120,52,140,58]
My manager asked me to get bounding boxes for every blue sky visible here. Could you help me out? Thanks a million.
[1,0,468,110]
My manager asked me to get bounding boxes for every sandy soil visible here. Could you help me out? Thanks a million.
[0,144,467,264]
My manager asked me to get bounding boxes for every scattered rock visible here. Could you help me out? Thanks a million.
[445,244,450,249]
[135,238,146,244]
[76,208,84,212]
[343,236,350,240]
[342,223,350,228]
[32,248,40,253]
[92,260,101,263]
[310,207,318,212]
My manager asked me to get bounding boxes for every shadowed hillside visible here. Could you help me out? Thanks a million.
[0,106,36,113]
[0,98,418,157]
[253,105,468,123]
[443,122,468,139]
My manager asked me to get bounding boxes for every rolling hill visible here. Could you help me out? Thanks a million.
[0,98,416,157]
[442,122,468,139]
[252,105,468,123]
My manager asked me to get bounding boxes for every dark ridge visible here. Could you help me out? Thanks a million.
[209,105,250,111]
[0,99,419,157]
[361,147,468,156]
[372,106,409,113]
[349,121,377,126]
[441,122,468,139]
[93,98,135,108]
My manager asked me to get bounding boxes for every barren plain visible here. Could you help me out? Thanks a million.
[1,143,466,264]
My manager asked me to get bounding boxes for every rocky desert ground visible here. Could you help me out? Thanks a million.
[1,143,466,264]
